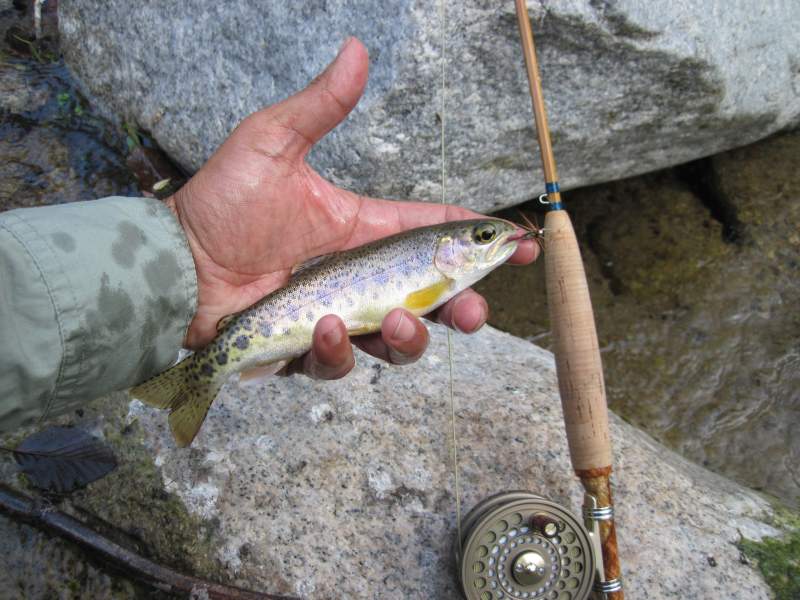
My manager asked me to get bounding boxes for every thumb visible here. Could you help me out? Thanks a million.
[254,37,369,163]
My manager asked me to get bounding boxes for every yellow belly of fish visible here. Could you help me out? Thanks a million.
[403,279,453,312]
[346,278,454,335]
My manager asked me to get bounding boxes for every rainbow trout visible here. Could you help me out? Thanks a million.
[132,219,525,446]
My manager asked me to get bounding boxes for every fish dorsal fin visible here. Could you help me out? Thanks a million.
[290,252,336,277]
[216,314,236,332]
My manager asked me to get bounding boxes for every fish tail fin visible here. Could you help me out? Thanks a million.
[130,357,222,447]
[131,357,193,410]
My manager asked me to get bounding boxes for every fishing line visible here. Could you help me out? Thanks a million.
[439,0,463,550]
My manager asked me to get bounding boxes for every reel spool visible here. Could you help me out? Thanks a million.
[457,491,596,600]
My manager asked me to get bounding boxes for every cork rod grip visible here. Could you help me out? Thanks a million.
[544,210,612,471]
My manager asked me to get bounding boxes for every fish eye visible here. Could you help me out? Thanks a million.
[473,223,497,244]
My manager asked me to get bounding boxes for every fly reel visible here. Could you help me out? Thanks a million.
[456,491,599,600]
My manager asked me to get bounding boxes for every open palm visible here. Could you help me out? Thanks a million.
[166,38,537,378]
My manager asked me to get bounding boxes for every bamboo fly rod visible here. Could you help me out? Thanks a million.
[514,1,623,597]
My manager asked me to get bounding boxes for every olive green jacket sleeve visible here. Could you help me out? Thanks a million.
[0,197,197,432]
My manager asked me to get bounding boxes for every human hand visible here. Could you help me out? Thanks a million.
[165,37,538,378]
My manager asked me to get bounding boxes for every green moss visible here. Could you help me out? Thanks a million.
[73,392,223,580]
[737,508,800,600]
[0,392,226,597]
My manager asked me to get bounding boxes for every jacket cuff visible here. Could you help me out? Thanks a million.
[0,197,197,424]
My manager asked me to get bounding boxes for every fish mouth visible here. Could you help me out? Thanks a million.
[490,228,538,264]
[487,230,521,264]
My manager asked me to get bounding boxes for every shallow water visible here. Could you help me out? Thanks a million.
[0,10,135,209]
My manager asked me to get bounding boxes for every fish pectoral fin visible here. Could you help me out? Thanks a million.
[238,360,289,386]
[346,325,375,337]
[404,278,454,312]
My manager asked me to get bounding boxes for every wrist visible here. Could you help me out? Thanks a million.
[163,194,180,219]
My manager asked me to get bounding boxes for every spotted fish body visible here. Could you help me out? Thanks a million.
[132,218,522,446]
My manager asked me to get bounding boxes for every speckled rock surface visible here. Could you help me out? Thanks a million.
[58,1,800,213]
[126,325,776,599]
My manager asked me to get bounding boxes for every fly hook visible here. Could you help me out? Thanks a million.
[516,210,546,253]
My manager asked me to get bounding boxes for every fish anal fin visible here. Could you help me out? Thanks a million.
[239,360,288,385]
[404,279,454,312]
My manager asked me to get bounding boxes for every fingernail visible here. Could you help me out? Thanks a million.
[389,312,415,343]
[322,322,343,347]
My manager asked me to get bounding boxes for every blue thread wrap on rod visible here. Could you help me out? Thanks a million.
[545,181,563,210]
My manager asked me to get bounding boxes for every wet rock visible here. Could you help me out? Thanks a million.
[0,122,134,208]
[125,145,186,199]
[477,130,800,505]
[0,517,138,599]
[58,1,800,213]
[117,325,776,598]
[4,21,57,62]
[0,66,50,114]
[0,393,232,600]
[4,23,33,53]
